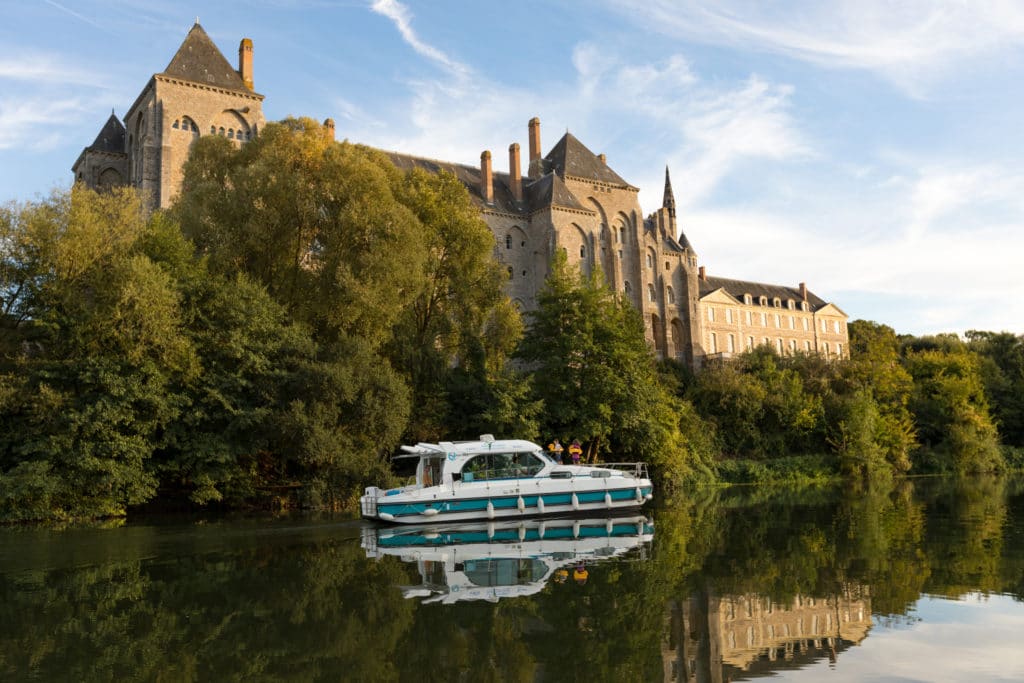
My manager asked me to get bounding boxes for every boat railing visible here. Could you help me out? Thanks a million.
[598,462,649,479]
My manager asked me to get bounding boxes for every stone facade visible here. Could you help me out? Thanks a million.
[74,23,265,209]
[74,23,848,370]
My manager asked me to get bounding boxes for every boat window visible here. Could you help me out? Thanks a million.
[421,456,444,487]
[463,558,548,586]
[460,452,545,480]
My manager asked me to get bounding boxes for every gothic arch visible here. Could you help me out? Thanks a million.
[670,318,685,359]
[651,313,665,357]
[97,167,123,188]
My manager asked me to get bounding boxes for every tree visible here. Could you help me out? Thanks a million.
[517,252,705,487]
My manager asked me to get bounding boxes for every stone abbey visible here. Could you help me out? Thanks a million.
[74,23,849,369]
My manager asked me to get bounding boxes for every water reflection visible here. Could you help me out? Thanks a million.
[665,587,871,682]
[363,516,654,603]
[1,476,1023,681]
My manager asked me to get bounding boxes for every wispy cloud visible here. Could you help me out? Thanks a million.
[42,0,108,32]
[0,55,112,87]
[369,0,471,80]
[607,0,1024,95]
[0,97,90,150]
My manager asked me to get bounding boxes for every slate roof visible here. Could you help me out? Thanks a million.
[700,275,830,310]
[87,113,126,154]
[544,132,632,187]
[524,172,591,213]
[159,23,249,92]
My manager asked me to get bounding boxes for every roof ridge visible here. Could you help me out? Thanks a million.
[159,22,249,92]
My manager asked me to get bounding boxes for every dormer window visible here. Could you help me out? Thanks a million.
[772,297,781,308]
[759,296,768,306]
[744,294,752,305]
[801,301,809,312]
[787,300,795,310]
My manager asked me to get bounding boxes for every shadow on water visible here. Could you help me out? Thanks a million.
[2,476,1024,681]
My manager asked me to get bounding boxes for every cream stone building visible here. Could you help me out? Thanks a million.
[75,22,848,369]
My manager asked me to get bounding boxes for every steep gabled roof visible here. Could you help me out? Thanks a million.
[87,113,125,154]
[544,132,631,187]
[524,172,591,213]
[159,23,249,92]
[700,275,830,311]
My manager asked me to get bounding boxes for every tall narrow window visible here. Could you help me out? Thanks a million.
[727,334,735,353]
[708,306,715,322]
[647,284,656,303]
[710,333,718,353]
[506,234,511,249]
[726,309,734,324]
[507,266,513,279]
[580,244,586,258]
[667,286,675,304]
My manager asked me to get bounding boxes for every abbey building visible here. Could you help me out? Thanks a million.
[73,23,849,369]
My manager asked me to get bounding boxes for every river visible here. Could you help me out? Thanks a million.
[2,475,1022,681]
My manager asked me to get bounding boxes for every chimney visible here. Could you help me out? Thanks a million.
[799,282,808,300]
[699,266,707,281]
[508,143,522,202]
[598,153,607,164]
[323,118,335,141]
[480,150,493,204]
[528,117,541,178]
[238,38,254,90]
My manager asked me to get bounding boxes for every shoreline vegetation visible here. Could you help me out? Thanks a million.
[3,119,1023,523]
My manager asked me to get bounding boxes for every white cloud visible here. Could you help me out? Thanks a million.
[369,0,471,80]
[0,55,111,88]
[0,97,90,150]
[607,0,1024,95]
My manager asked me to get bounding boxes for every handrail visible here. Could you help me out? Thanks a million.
[596,462,649,479]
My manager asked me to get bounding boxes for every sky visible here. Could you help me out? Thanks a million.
[2,0,1023,336]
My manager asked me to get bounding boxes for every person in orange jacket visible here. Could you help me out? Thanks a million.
[568,439,582,465]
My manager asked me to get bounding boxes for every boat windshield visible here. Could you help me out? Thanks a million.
[460,451,545,481]
[460,558,548,586]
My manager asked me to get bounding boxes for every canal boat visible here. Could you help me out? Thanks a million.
[362,515,654,603]
[360,435,653,524]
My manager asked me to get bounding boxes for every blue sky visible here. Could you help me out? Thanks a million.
[3,1,1023,335]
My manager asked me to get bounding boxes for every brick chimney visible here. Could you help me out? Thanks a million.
[480,150,493,204]
[699,266,707,281]
[508,143,522,202]
[323,118,335,140]
[799,282,808,300]
[238,38,254,90]
[528,117,542,178]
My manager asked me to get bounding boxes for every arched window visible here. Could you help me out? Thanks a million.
[667,286,675,304]
[505,234,511,249]
[773,297,781,307]
[228,129,234,139]
[646,252,653,268]
[619,226,625,243]
[744,294,752,305]
[211,125,216,135]
[759,296,768,306]
[172,119,180,129]
[218,127,225,136]
[624,281,631,294]
[647,284,656,302]
[507,266,513,279]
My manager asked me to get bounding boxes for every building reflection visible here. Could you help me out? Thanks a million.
[663,584,871,681]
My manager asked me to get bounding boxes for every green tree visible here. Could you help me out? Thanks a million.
[517,252,704,486]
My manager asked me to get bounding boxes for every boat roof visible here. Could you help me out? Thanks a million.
[398,438,543,458]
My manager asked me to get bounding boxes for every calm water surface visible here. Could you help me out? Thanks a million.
[2,476,1023,682]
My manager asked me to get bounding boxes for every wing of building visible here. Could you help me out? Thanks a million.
[73,22,849,369]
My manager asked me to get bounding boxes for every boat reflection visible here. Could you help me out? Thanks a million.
[362,515,654,604]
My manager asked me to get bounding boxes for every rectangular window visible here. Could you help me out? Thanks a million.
[803,318,809,331]
[805,340,811,351]
[761,312,767,326]
[710,332,718,353]
[747,336,754,350]
[726,309,734,324]
[728,334,735,353]
[789,316,795,329]
[776,338,783,353]
[821,319,827,332]
[745,310,752,324]
[837,343,843,358]
[775,313,781,328]
[834,320,840,333]
[708,306,715,322]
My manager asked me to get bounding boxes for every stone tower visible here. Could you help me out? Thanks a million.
[74,22,266,209]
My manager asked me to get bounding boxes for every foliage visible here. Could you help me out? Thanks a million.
[516,252,711,488]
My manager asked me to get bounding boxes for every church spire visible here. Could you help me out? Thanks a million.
[662,165,676,219]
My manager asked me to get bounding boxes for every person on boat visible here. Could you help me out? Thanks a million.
[554,568,569,583]
[548,439,564,464]
[573,562,588,585]
[569,439,582,465]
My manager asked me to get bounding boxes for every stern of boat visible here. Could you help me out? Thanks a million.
[361,486,383,519]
